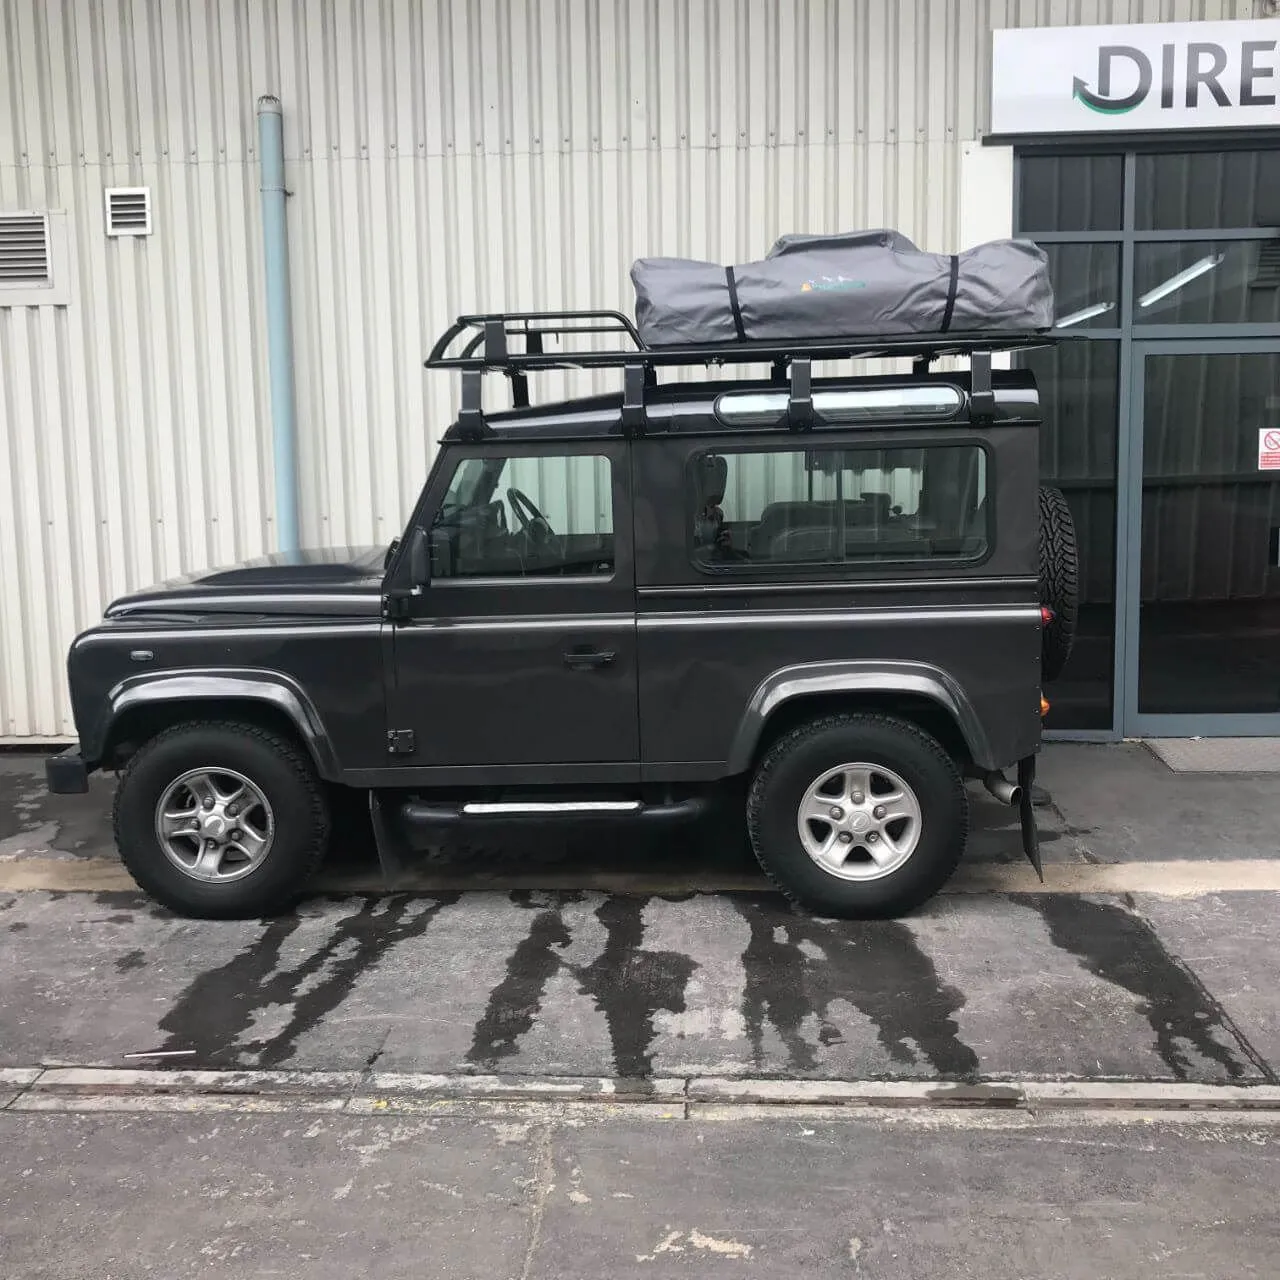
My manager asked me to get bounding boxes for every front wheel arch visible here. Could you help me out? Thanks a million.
[100,694,328,777]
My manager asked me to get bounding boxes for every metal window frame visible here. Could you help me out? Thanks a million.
[1123,337,1280,738]
[1015,144,1280,742]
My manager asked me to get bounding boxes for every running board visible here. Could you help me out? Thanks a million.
[372,793,711,864]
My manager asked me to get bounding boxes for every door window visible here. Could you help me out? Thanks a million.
[430,452,614,579]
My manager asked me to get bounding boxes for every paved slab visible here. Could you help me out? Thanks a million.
[1041,742,1280,862]
[2,1108,1277,1280]
[2,887,1275,1084]
[0,1110,533,1280]
[1133,891,1280,1073]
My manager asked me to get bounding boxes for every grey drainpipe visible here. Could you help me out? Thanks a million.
[257,95,300,555]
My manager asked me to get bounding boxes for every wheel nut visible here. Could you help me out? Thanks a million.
[227,804,238,818]
[867,831,879,843]
[828,806,843,820]
[873,805,886,820]
[230,829,241,840]
[202,797,214,810]
[837,832,854,844]
[851,791,865,804]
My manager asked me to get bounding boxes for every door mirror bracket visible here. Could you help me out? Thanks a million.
[385,527,429,619]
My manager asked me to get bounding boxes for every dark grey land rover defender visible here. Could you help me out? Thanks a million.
[47,311,1077,920]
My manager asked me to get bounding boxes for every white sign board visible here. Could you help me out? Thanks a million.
[992,20,1280,135]
[1259,428,1280,472]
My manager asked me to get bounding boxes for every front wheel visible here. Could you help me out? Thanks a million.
[747,713,967,919]
[113,721,331,918]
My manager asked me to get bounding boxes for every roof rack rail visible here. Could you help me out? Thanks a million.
[425,309,1053,438]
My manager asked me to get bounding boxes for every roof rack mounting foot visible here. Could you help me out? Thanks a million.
[621,363,647,435]
[787,358,813,431]
[456,368,491,440]
[970,348,995,421]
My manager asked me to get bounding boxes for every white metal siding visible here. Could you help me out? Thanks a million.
[0,0,1260,738]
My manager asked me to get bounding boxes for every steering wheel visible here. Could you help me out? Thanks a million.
[506,486,558,546]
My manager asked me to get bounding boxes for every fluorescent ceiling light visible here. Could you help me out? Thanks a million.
[1138,253,1225,309]
[1053,301,1114,329]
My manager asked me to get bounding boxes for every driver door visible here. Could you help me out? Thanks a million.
[389,440,640,780]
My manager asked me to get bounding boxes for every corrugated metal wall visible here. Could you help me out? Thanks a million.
[0,0,1259,738]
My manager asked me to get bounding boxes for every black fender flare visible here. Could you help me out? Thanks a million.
[726,659,996,774]
[94,669,342,780]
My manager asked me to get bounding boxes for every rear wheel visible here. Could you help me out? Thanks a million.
[1038,484,1079,682]
[113,721,330,918]
[747,713,967,918]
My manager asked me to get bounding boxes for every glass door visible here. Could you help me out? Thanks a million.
[1124,342,1280,736]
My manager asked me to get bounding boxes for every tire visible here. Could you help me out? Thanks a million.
[746,713,967,919]
[1038,484,1079,683]
[113,721,331,919]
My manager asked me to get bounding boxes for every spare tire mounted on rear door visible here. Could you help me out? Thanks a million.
[1038,484,1079,683]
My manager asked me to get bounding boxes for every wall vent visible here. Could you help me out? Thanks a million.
[105,187,152,237]
[0,214,51,285]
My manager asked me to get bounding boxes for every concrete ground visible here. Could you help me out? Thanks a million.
[2,741,1279,1277]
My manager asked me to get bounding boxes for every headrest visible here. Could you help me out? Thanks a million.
[696,454,728,505]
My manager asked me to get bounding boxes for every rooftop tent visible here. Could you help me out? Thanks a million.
[630,230,1054,348]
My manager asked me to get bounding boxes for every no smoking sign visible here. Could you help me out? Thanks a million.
[1259,428,1280,472]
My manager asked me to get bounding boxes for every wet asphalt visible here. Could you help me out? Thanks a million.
[1,743,1279,1083]
[3,743,1280,1279]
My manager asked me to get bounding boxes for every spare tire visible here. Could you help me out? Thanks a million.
[1038,485,1079,682]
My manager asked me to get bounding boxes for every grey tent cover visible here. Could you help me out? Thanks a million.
[631,230,1053,347]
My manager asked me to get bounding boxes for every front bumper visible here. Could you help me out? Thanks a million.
[46,746,90,794]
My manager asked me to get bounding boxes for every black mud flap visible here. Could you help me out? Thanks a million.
[369,791,412,888]
[1016,755,1043,881]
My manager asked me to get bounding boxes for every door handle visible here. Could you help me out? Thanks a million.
[563,648,616,670]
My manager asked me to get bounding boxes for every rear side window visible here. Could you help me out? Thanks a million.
[690,444,988,570]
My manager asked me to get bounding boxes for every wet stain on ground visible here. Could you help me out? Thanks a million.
[467,893,698,1079]
[8,921,29,932]
[575,896,697,1079]
[156,894,460,1068]
[467,895,575,1063]
[115,948,146,974]
[735,896,980,1079]
[1021,896,1256,1081]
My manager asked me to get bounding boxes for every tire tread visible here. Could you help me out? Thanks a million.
[747,711,967,917]
[112,719,330,917]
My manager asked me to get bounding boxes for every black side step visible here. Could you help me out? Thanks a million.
[379,795,710,855]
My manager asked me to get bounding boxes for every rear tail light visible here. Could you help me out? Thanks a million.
[1040,696,1051,717]
[1040,606,1055,627]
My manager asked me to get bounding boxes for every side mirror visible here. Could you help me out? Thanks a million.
[408,526,429,588]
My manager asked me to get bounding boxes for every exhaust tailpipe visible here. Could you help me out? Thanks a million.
[983,771,1023,807]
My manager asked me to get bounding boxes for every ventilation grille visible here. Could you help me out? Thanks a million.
[1251,239,1280,290]
[105,187,152,237]
[0,214,51,285]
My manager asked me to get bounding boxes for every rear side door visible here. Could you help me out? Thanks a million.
[389,440,639,779]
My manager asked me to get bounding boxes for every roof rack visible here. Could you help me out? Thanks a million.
[425,309,1054,439]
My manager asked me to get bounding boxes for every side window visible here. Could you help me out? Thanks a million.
[430,452,615,579]
[690,445,988,570]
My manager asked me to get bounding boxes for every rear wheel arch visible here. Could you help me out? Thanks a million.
[748,690,973,772]
[730,664,991,777]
